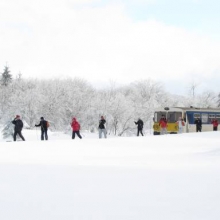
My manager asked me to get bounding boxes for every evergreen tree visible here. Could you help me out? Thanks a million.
[218,93,220,107]
[2,120,14,140]
[1,65,12,86]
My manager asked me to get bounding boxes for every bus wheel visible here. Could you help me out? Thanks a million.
[153,131,160,135]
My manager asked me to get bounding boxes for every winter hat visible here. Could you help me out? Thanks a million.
[72,117,76,121]
[40,117,44,120]
[16,115,20,118]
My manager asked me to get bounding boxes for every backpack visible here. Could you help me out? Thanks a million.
[46,121,50,128]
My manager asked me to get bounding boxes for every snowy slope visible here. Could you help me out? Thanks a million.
[0,131,220,220]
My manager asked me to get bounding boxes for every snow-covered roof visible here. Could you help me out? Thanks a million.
[155,107,220,112]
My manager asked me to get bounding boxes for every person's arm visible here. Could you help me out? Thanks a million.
[35,121,41,127]
[71,121,74,129]
[21,120,23,129]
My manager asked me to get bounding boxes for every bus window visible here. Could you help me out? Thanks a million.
[201,113,208,123]
[209,114,216,123]
[154,113,157,122]
[216,114,220,118]
[167,112,182,123]
[194,113,200,118]
[209,114,215,118]
[154,112,166,122]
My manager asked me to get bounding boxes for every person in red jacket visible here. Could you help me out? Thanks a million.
[159,115,167,135]
[71,117,82,139]
[211,118,218,131]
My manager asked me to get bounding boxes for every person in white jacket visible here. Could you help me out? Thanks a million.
[176,117,185,134]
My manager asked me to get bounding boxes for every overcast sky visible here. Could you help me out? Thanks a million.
[1,0,220,94]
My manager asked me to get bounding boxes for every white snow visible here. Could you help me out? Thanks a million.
[0,130,220,220]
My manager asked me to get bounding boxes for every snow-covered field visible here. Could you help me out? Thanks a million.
[0,130,220,220]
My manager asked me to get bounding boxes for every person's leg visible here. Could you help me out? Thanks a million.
[13,131,17,141]
[164,128,167,134]
[41,130,44,140]
[137,129,139,136]
[140,129,144,136]
[72,131,75,139]
[76,131,82,139]
[45,130,48,140]
[18,131,25,141]
[103,129,107,138]
[99,129,102,139]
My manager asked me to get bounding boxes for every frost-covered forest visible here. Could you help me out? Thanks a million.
[0,66,219,136]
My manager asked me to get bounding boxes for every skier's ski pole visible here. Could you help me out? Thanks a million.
[35,127,38,140]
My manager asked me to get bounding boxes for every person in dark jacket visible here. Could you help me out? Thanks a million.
[194,117,202,132]
[134,118,144,136]
[99,116,107,138]
[12,115,25,141]
[71,117,82,139]
[35,117,48,140]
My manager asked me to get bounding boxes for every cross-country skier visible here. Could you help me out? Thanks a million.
[11,115,25,141]
[71,117,82,139]
[35,117,49,140]
[98,116,107,138]
[134,118,144,136]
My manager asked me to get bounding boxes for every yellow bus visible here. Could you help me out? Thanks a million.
[153,107,220,135]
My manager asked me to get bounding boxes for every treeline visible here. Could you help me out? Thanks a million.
[0,66,219,136]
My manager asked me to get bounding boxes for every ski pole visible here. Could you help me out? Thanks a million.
[35,127,38,140]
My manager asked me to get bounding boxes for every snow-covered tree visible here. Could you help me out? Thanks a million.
[2,120,14,140]
[1,65,12,86]
[0,73,219,136]
[217,93,220,107]
[126,80,168,130]
[196,91,217,108]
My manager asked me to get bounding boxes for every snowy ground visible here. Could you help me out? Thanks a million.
[0,130,220,220]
